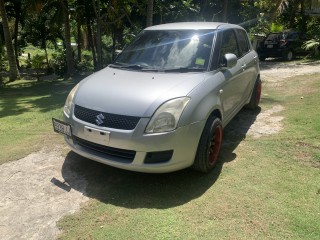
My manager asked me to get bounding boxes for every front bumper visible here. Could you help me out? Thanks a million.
[64,113,205,173]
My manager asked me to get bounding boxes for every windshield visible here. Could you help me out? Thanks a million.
[113,29,215,72]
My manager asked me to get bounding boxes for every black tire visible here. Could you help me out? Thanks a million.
[246,77,262,110]
[192,116,223,173]
[284,50,294,61]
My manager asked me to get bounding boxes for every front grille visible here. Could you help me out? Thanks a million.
[74,105,140,130]
[73,136,136,163]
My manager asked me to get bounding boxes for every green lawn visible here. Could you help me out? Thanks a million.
[0,78,78,164]
[0,73,319,239]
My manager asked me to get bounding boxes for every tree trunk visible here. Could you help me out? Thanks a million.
[87,22,97,70]
[146,0,153,27]
[200,0,208,20]
[44,42,49,72]
[84,2,97,69]
[222,0,229,22]
[289,0,300,28]
[92,0,102,70]
[13,0,21,69]
[300,0,308,32]
[77,18,82,63]
[82,29,89,50]
[60,0,74,77]
[0,0,20,81]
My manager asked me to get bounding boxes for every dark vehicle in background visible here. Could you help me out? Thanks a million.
[257,31,309,61]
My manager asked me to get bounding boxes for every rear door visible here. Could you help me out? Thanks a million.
[235,29,259,105]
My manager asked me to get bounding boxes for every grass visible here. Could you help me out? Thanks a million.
[1,71,319,239]
[0,78,79,164]
[56,73,319,239]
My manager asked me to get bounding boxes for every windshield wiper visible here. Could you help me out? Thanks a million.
[109,62,159,71]
[109,63,142,69]
[163,67,206,73]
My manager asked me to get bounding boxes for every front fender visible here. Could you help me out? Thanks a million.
[179,72,224,126]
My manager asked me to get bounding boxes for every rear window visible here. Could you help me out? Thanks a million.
[236,29,250,57]
[265,33,282,42]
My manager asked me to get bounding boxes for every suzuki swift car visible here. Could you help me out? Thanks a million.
[53,22,261,173]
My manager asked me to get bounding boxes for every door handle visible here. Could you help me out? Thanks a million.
[241,64,246,71]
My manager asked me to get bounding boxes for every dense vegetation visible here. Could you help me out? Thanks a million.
[0,0,319,84]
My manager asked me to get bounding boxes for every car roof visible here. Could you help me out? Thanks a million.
[145,22,244,31]
[268,30,299,34]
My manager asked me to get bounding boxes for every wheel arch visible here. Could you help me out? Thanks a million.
[180,90,224,127]
[246,74,261,104]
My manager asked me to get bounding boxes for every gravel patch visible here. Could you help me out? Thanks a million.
[0,147,88,240]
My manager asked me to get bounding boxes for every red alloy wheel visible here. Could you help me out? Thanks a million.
[208,125,223,166]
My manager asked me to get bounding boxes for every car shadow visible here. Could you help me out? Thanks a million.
[219,108,261,164]
[60,107,261,209]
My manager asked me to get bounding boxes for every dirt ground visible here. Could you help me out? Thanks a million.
[0,60,320,240]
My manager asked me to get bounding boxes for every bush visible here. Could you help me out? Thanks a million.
[50,49,67,77]
[75,50,94,72]
[31,54,46,81]
[302,38,320,57]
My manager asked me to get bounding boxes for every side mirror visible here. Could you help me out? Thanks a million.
[221,53,238,69]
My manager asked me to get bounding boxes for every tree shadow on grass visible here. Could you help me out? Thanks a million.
[60,107,261,209]
[0,79,78,118]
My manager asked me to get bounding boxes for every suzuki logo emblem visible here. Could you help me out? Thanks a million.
[95,113,105,126]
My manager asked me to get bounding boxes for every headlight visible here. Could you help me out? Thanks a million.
[64,84,79,117]
[145,97,190,133]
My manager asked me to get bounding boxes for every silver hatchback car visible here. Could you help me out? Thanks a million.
[53,22,261,173]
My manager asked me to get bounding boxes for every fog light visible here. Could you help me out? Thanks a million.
[144,150,173,164]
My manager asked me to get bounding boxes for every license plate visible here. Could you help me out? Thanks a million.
[267,44,273,48]
[52,118,72,137]
[84,126,110,145]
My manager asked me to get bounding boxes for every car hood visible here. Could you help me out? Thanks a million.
[74,67,205,117]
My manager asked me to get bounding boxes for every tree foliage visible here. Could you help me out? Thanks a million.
[0,0,319,81]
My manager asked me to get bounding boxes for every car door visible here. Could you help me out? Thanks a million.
[235,29,259,106]
[214,28,245,123]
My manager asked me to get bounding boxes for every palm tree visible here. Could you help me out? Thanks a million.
[0,0,20,81]
[269,0,289,22]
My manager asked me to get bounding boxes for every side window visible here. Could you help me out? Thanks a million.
[236,29,250,57]
[219,29,239,65]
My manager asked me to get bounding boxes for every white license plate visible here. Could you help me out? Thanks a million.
[84,126,110,145]
[52,118,72,137]
[267,44,273,48]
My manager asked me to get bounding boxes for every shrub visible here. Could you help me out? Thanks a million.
[50,49,67,77]
[302,38,320,57]
[31,54,46,81]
